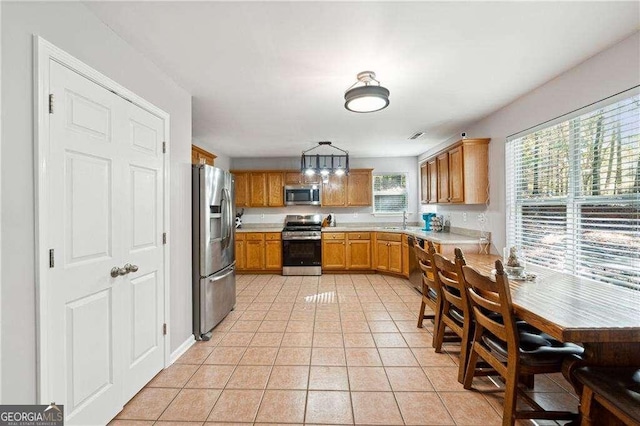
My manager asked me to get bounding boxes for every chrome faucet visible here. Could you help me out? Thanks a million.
[402,211,408,230]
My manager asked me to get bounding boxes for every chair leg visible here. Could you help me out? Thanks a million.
[463,344,479,390]
[579,386,595,426]
[502,369,518,426]
[433,307,447,353]
[417,299,426,328]
[519,373,535,389]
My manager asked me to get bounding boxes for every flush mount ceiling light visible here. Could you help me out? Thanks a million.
[301,141,349,181]
[344,71,390,113]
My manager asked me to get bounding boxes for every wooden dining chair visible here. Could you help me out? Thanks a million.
[460,258,583,426]
[415,240,438,329]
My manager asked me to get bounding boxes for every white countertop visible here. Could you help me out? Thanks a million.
[237,225,487,245]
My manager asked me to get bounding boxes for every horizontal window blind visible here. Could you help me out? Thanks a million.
[507,93,640,290]
[373,173,408,213]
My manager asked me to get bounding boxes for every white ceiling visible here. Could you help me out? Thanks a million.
[85,1,639,158]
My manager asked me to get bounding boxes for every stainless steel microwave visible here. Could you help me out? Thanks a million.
[284,184,321,206]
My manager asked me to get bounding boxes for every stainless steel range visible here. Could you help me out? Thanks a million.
[282,214,322,276]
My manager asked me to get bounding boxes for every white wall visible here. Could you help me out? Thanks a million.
[418,32,640,253]
[231,156,419,225]
[1,2,193,403]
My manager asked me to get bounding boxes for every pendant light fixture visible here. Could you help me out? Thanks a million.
[344,71,390,113]
[301,141,349,180]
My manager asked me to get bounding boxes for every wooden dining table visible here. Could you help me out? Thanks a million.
[461,253,640,393]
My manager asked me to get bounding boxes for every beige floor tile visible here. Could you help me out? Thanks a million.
[316,311,341,321]
[229,320,261,333]
[309,366,350,390]
[351,391,403,425]
[385,367,434,392]
[117,388,179,420]
[249,332,284,347]
[341,321,370,333]
[411,347,458,367]
[314,321,342,332]
[362,302,386,312]
[239,310,267,321]
[365,311,393,321]
[204,347,246,365]
[389,311,415,321]
[207,389,263,423]
[311,347,346,366]
[108,421,154,426]
[147,364,199,388]
[367,321,399,333]
[255,390,306,423]
[378,348,419,366]
[439,391,502,425]
[289,310,316,321]
[423,366,464,391]
[286,321,315,333]
[394,391,455,425]
[225,365,272,389]
[184,365,235,389]
[257,320,288,333]
[280,332,313,347]
[313,332,344,347]
[275,346,312,365]
[396,320,429,333]
[345,348,382,366]
[372,332,408,348]
[218,332,254,347]
[348,366,391,391]
[247,302,272,311]
[343,333,375,348]
[239,347,278,365]
[159,389,221,422]
[305,391,353,424]
[402,332,435,348]
[175,345,214,365]
[267,365,309,389]
[264,310,291,321]
[340,311,367,322]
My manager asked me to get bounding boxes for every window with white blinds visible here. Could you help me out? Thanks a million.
[506,92,640,290]
[373,173,408,213]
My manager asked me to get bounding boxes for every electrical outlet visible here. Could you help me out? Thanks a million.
[462,212,467,222]
[477,213,486,223]
[261,213,265,220]
[353,212,358,218]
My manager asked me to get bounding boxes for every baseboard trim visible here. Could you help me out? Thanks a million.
[170,334,196,364]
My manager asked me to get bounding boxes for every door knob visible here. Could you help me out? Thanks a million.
[111,267,128,278]
[124,263,139,273]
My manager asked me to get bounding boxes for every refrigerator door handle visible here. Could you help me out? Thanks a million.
[209,263,234,283]
[222,188,233,247]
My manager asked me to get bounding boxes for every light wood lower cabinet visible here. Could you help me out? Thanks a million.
[322,232,371,271]
[401,234,410,277]
[236,232,282,272]
[374,233,402,274]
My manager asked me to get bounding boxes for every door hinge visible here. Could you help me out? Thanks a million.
[49,249,55,268]
[163,323,167,335]
[162,142,166,153]
[48,94,54,114]
[162,232,167,244]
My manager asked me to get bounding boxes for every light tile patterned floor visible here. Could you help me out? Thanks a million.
[111,274,579,425]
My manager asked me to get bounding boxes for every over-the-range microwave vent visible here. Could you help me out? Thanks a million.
[408,132,425,140]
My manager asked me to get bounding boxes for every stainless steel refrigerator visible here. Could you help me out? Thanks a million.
[192,165,236,340]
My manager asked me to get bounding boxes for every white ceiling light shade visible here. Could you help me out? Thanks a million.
[344,71,390,113]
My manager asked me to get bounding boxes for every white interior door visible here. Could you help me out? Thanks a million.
[121,98,165,402]
[46,60,165,425]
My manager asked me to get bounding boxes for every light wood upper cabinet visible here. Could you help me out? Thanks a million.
[234,172,250,208]
[420,163,428,204]
[249,172,267,206]
[322,175,347,207]
[285,172,320,185]
[423,138,490,205]
[267,172,284,207]
[427,159,438,204]
[448,146,464,203]
[437,152,450,203]
[191,145,216,166]
[347,170,373,206]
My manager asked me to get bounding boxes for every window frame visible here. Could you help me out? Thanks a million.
[506,88,640,290]
[372,172,409,215]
